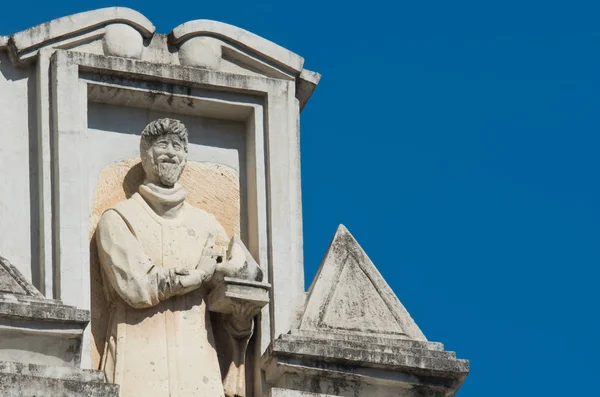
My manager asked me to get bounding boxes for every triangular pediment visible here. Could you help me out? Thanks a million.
[0,256,43,297]
[299,225,426,341]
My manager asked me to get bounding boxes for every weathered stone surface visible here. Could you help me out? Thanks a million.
[102,23,144,59]
[0,295,89,324]
[299,225,425,341]
[169,20,304,73]
[7,7,155,63]
[261,225,469,396]
[208,277,270,397]
[0,53,38,284]
[296,69,321,111]
[270,389,335,397]
[0,361,105,383]
[207,277,270,316]
[94,118,263,397]
[289,329,444,351]
[263,332,468,379]
[89,157,244,366]
[0,258,117,394]
[43,47,308,356]
[0,361,118,397]
[0,317,83,367]
[0,256,44,297]
[178,36,223,69]
[277,333,454,360]
[262,331,469,397]
[0,256,89,367]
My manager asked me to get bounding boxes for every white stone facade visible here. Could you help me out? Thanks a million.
[1,3,317,364]
[0,7,468,397]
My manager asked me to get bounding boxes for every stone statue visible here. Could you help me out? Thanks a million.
[95,118,262,397]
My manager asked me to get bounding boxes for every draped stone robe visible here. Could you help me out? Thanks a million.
[96,187,232,397]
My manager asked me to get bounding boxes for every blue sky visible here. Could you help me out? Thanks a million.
[2,1,599,395]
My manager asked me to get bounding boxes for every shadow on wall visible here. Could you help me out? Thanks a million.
[0,52,29,81]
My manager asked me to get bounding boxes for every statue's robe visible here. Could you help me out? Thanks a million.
[96,188,231,397]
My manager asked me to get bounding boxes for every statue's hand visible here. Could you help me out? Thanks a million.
[173,268,210,295]
[195,255,218,283]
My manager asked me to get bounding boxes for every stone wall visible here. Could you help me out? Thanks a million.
[0,52,37,283]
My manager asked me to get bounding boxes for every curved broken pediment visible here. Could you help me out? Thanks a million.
[6,7,155,63]
[169,19,304,74]
[1,7,320,109]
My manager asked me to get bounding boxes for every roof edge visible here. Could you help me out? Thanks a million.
[297,69,322,112]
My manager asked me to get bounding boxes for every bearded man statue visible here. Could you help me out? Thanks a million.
[95,118,259,397]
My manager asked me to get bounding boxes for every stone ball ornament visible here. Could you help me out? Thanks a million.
[103,23,144,59]
[178,36,222,68]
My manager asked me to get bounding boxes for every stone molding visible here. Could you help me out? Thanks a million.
[0,256,90,367]
[270,390,335,397]
[262,330,469,396]
[169,19,304,74]
[169,19,304,73]
[0,361,119,396]
[297,69,322,111]
[0,7,320,110]
[0,258,115,396]
[6,7,155,63]
[261,225,469,396]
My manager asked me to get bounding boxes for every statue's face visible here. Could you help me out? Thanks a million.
[142,133,187,187]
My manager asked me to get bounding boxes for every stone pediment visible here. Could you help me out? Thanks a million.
[0,255,43,298]
[0,7,320,109]
[0,255,91,369]
[169,20,304,74]
[263,227,469,396]
[299,225,426,341]
[6,7,155,62]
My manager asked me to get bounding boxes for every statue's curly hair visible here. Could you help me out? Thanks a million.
[140,118,189,152]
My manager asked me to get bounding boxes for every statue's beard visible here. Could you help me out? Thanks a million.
[154,161,183,187]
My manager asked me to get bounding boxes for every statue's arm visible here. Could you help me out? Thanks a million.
[96,210,161,308]
[96,210,211,308]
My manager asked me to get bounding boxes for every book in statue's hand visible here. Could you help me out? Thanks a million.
[209,236,264,286]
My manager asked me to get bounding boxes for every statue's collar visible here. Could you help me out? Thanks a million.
[138,181,187,212]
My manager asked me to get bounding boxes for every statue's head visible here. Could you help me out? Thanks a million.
[140,118,189,187]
